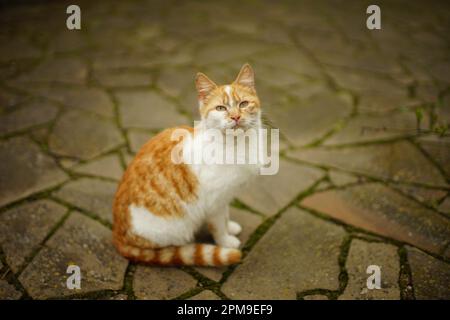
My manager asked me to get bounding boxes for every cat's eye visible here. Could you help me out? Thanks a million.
[216,105,227,111]
[239,101,249,108]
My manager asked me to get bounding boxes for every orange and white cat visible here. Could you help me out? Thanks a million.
[113,64,261,266]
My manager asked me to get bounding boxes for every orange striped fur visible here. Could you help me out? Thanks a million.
[115,243,241,267]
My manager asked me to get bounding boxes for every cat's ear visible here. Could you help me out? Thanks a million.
[234,63,255,89]
[195,72,217,101]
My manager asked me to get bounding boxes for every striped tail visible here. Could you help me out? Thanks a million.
[115,243,241,267]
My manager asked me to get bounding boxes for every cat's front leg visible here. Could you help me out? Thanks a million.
[223,205,242,236]
[228,221,242,236]
[207,208,241,249]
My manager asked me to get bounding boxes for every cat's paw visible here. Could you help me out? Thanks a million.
[217,235,241,249]
[228,221,242,235]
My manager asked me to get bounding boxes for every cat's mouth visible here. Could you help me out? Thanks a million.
[231,123,248,130]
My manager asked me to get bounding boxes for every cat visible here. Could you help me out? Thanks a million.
[113,64,262,266]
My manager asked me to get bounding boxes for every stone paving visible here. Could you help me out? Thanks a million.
[0,0,449,300]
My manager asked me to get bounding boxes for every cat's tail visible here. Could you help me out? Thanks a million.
[115,243,241,267]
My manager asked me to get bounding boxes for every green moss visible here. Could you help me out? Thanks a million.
[0,248,30,299]
[178,266,228,300]
[398,246,415,300]
[15,210,71,277]
[122,263,137,300]
[173,287,203,300]
[230,198,265,217]
[49,196,113,230]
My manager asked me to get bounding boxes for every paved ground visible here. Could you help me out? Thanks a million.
[0,0,449,300]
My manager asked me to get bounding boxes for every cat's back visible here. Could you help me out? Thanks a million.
[133,125,193,164]
[113,126,198,218]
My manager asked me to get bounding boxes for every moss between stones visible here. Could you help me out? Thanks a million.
[0,248,30,299]
[398,246,415,300]
[15,209,71,277]
[122,263,136,300]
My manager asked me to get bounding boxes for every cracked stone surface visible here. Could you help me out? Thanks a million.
[390,184,447,209]
[237,160,324,215]
[222,207,345,299]
[53,178,117,224]
[0,100,59,136]
[323,111,420,146]
[269,91,353,146]
[189,290,221,300]
[110,293,128,300]
[0,88,29,110]
[27,86,115,118]
[128,130,154,153]
[329,171,359,187]
[303,294,328,300]
[196,37,268,65]
[115,90,189,129]
[339,239,400,300]
[72,154,124,181]
[0,137,68,207]
[0,37,41,62]
[0,281,21,300]
[133,266,197,300]
[417,136,450,178]
[1,0,449,300]
[19,212,128,299]
[14,57,88,85]
[288,141,448,187]
[253,46,323,79]
[0,200,67,272]
[325,67,418,113]
[439,197,450,213]
[48,110,125,160]
[302,183,450,256]
[93,70,152,88]
[158,66,197,97]
[407,246,450,300]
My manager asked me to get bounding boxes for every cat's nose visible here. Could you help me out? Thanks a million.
[231,115,241,122]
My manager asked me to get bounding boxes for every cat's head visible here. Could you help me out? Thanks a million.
[195,64,261,132]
